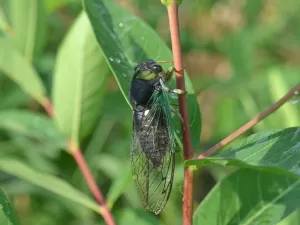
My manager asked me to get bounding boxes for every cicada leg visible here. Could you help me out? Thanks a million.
[171,106,184,126]
[159,77,187,95]
[165,66,186,81]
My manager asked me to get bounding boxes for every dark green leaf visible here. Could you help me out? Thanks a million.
[186,128,300,177]
[84,0,201,148]
[0,189,20,225]
[193,169,300,225]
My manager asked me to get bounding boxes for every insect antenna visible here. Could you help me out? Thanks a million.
[156,60,174,64]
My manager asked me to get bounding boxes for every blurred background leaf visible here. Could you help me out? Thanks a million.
[0,36,47,105]
[4,0,47,62]
[0,189,20,225]
[52,11,109,145]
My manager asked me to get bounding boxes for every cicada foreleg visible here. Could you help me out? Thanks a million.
[159,77,187,95]
[162,67,188,95]
[171,106,184,126]
[165,66,186,81]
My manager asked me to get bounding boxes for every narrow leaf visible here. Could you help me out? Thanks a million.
[0,36,47,105]
[7,0,47,61]
[53,12,108,145]
[0,109,66,149]
[0,158,101,215]
[0,189,20,225]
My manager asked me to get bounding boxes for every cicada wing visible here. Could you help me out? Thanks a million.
[130,95,175,214]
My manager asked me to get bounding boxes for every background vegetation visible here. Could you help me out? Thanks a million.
[0,0,299,224]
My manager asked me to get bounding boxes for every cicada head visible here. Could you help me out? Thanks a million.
[134,59,163,81]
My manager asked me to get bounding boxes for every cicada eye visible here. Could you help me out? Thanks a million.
[152,64,163,74]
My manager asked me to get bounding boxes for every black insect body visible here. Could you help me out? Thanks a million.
[129,59,185,214]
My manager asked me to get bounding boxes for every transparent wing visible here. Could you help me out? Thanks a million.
[130,91,175,214]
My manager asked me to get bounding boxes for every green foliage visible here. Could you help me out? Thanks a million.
[0,189,20,225]
[0,158,101,214]
[0,0,299,224]
[5,0,47,61]
[52,11,109,145]
[0,36,47,105]
[160,0,183,7]
[193,168,300,225]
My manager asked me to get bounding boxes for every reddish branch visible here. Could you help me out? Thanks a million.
[44,98,54,117]
[70,143,116,225]
[198,83,300,159]
[167,2,194,225]
[43,101,116,225]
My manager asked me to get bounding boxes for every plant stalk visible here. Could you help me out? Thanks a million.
[167,2,194,225]
[71,144,116,225]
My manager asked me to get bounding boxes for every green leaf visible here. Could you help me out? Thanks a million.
[6,0,47,61]
[0,109,67,149]
[0,86,30,109]
[0,189,20,225]
[45,0,76,13]
[244,0,263,27]
[186,128,300,177]
[277,208,300,225]
[53,12,109,145]
[107,165,131,209]
[193,169,300,225]
[0,7,11,34]
[84,0,201,148]
[118,208,159,225]
[0,36,47,105]
[268,69,300,127]
[160,0,183,7]
[225,30,254,78]
[0,158,102,215]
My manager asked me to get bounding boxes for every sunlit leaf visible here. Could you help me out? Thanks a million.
[0,36,47,105]
[53,12,109,145]
[6,0,47,61]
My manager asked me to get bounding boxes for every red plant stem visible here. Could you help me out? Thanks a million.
[167,2,194,225]
[44,98,54,118]
[70,142,116,225]
[198,83,300,159]
[43,100,115,225]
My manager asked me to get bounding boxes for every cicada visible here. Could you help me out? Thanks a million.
[129,59,185,214]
